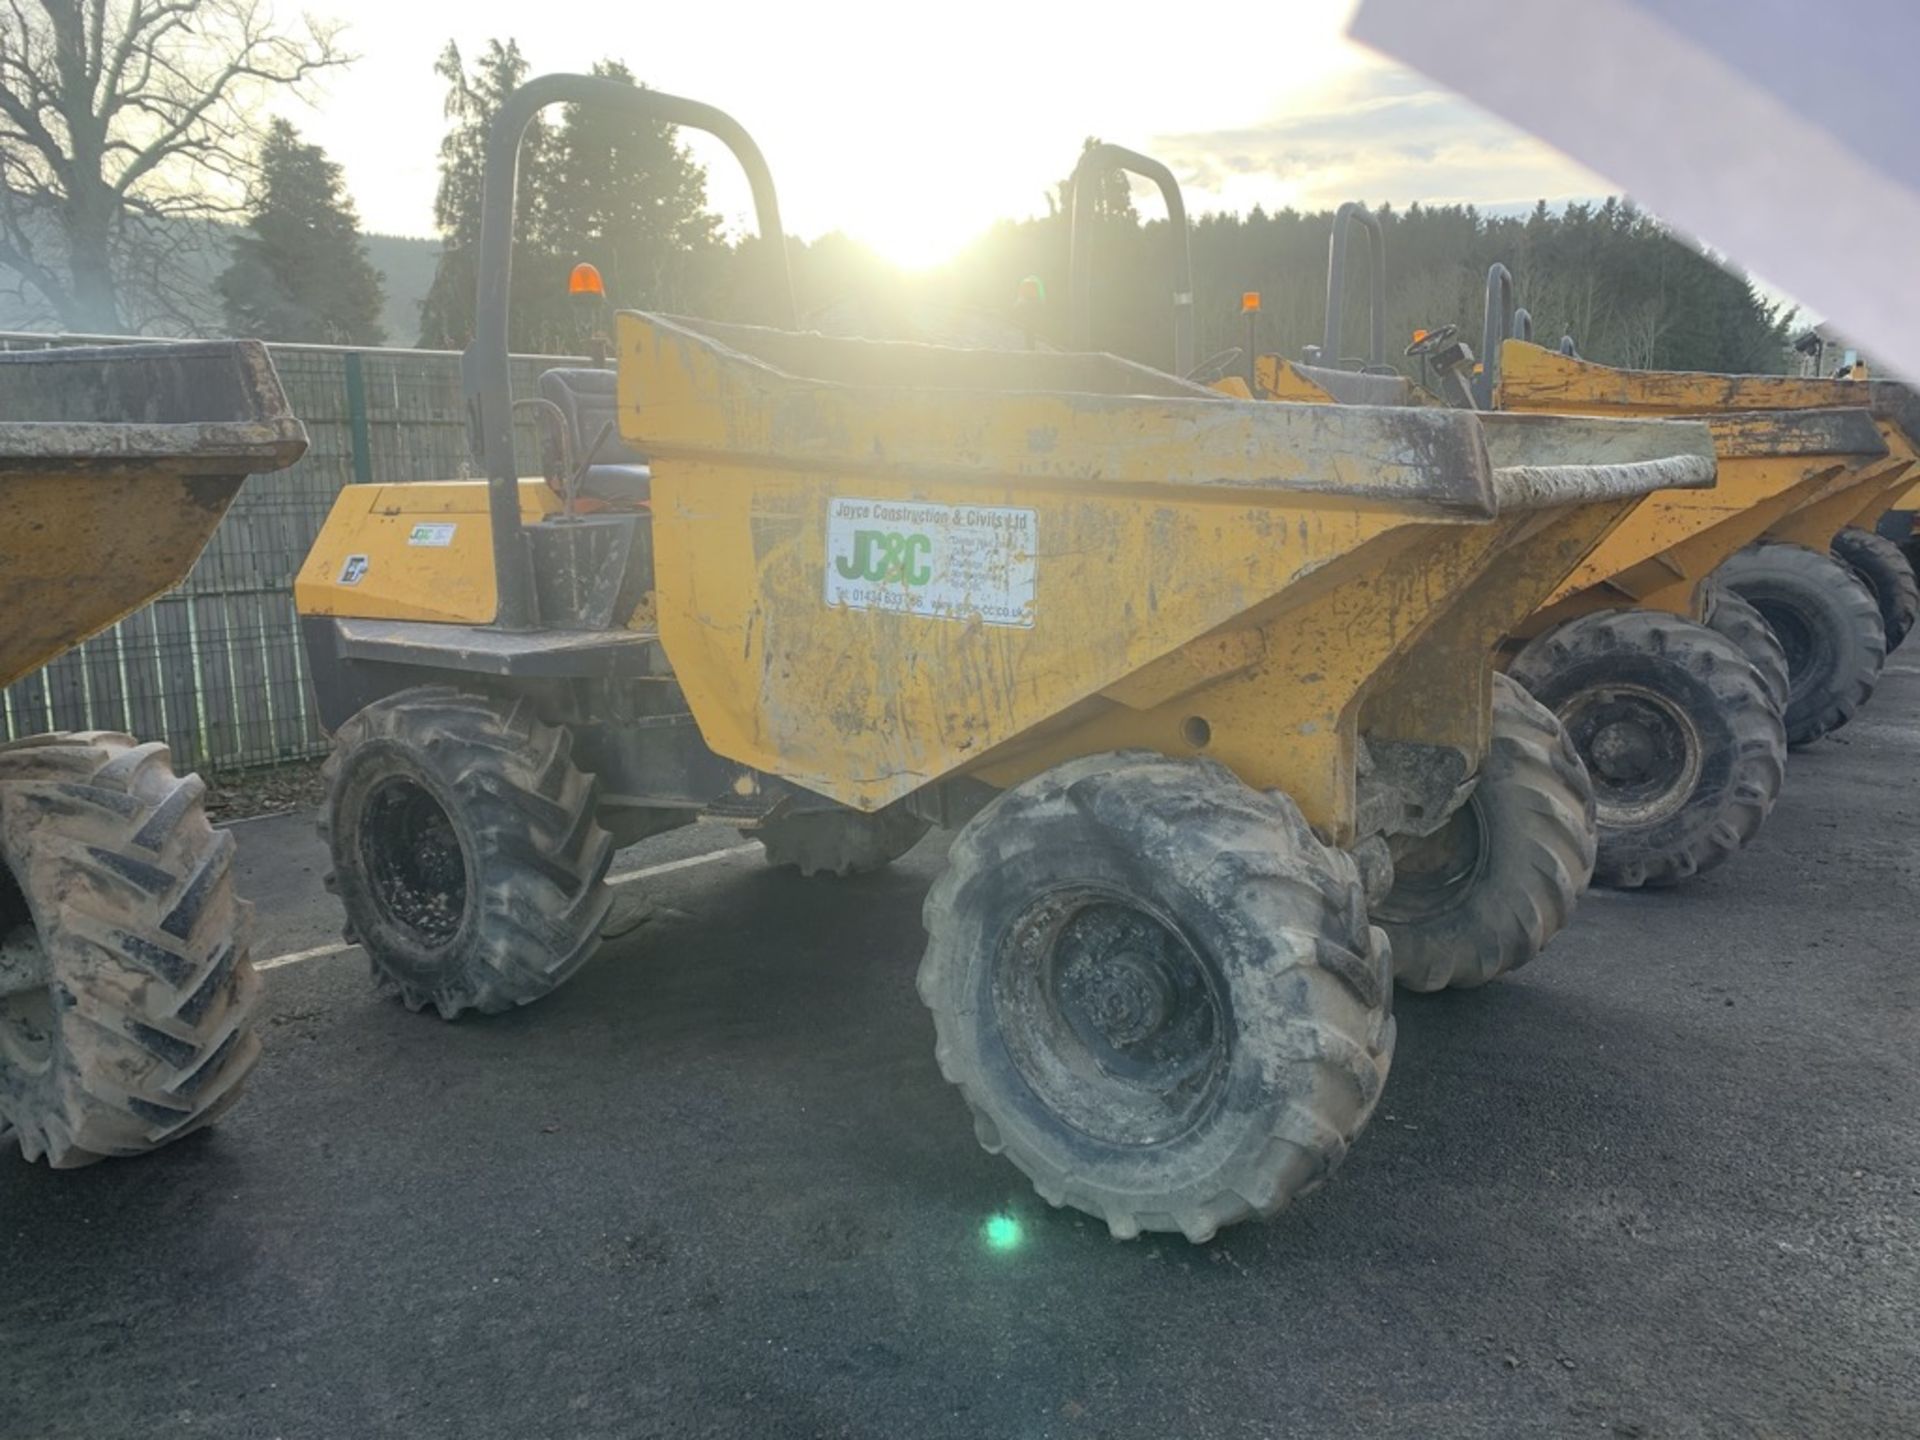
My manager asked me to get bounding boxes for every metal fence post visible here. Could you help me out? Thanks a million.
[344,349,373,484]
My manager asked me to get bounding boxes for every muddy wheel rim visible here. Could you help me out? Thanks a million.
[992,887,1228,1148]
[359,776,470,949]
[1563,682,1702,829]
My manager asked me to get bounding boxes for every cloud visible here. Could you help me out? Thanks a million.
[1149,65,1607,213]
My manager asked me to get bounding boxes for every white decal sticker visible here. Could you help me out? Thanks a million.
[407,522,458,547]
[825,497,1036,628]
[339,554,369,585]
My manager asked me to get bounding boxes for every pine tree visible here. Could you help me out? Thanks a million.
[547,61,720,319]
[418,43,725,351]
[218,120,385,345]
[417,39,560,349]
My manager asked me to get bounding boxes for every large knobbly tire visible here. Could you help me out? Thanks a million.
[0,733,260,1168]
[758,805,930,876]
[917,751,1393,1243]
[321,687,613,1019]
[1374,674,1595,991]
[1831,526,1919,652]
[1717,541,1885,746]
[1703,583,1791,713]
[1508,611,1786,889]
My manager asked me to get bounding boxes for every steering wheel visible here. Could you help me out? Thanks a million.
[1185,347,1244,386]
[1405,324,1457,359]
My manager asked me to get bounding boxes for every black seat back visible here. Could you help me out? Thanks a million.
[537,367,652,503]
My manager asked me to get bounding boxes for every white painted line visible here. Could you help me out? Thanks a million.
[218,808,315,829]
[253,841,763,973]
[257,941,352,973]
[607,841,761,886]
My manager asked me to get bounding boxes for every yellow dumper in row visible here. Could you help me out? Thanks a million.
[1488,335,1920,745]
[0,341,306,1166]
[1241,224,1902,891]
[294,75,1719,1242]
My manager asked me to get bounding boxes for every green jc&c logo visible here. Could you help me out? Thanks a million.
[836,529,934,584]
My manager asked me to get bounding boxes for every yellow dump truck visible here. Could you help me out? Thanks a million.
[0,340,306,1166]
[1484,333,1920,741]
[1228,221,1901,890]
[294,78,1715,1241]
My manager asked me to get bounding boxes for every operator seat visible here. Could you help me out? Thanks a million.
[536,367,652,505]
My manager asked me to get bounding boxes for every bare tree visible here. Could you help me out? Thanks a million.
[0,1,347,333]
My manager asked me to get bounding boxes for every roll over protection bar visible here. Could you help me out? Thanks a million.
[1322,202,1387,370]
[464,75,793,629]
[1067,143,1195,377]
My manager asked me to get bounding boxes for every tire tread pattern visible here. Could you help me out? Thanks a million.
[1718,541,1884,746]
[0,732,259,1168]
[917,751,1393,1243]
[1379,674,1596,991]
[1831,526,1919,652]
[319,687,612,1019]
[1509,610,1785,888]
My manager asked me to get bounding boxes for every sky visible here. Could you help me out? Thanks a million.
[275,0,1610,268]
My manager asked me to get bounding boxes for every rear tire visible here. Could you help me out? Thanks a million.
[1508,611,1786,889]
[758,806,929,876]
[1703,583,1791,713]
[1831,526,1919,652]
[320,687,613,1019]
[1374,674,1595,990]
[917,752,1392,1243]
[0,733,260,1167]
[1717,541,1885,746]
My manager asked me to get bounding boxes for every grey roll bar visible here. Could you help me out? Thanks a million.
[1513,307,1534,342]
[465,74,793,630]
[1475,262,1517,408]
[1067,143,1195,376]
[1322,202,1387,370]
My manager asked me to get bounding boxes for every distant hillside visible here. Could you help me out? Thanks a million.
[0,222,443,346]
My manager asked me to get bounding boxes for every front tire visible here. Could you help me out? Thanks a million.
[320,687,613,1019]
[1831,526,1919,652]
[1508,611,1786,889]
[917,752,1392,1243]
[0,733,260,1167]
[1374,674,1596,991]
[1717,541,1885,746]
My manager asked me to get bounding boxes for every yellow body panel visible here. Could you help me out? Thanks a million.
[0,469,240,689]
[638,460,1481,836]
[295,480,563,625]
[0,338,307,689]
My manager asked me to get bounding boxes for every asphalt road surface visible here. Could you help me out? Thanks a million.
[5,668,1919,1440]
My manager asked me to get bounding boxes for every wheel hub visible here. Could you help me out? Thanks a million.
[359,776,469,948]
[1590,717,1660,782]
[1062,945,1176,1050]
[993,890,1227,1148]
[1563,683,1701,828]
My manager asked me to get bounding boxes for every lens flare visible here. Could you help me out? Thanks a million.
[982,1214,1024,1252]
